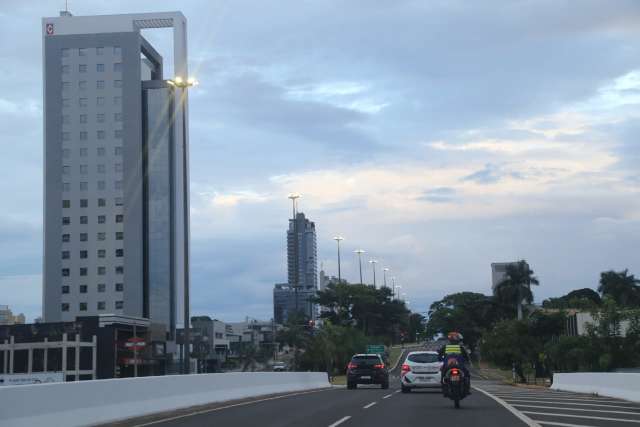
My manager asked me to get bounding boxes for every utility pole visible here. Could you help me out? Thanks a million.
[333,236,344,283]
[383,268,390,288]
[354,249,365,284]
[369,260,378,288]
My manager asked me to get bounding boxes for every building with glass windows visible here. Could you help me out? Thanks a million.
[41,11,190,343]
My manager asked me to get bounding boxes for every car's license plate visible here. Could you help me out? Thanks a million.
[360,376,371,379]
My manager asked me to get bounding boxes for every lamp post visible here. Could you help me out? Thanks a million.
[333,236,344,283]
[383,268,390,288]
[167,76,198,375]
[354,249,365,284]
[369,259,378,288]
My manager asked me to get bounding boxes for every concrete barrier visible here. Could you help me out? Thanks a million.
[0,372,330,427]
[552,372,640,402]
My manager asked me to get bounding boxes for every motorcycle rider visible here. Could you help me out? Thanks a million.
[439,331,471,395]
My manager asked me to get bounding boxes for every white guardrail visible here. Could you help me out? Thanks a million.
[552,372,640,402]
[0,372,330,427]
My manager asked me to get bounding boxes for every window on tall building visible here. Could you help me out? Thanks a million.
[80,164,88,174]
[114,80,123,89]
[114,129,123,139]
[80,250,88,259]
[79,64,87,73]
[80,114,87,124]
[115,146,122,156]
[62,200,70,208]
[114,63,122,72]
[79,285,87,293]
[115,283,124,292]
[80,182,88,191]
[62,234,70,242]
[98,198,106,207]
[61,303,69,312]
[62,251,70,259]
[97,249,106,258]
[78,48,87,56]
[97,283,106,293]
[61,48,70,57]
[97,147,106,157]
[98,215,106,224]
[62,268,70,277]
[97,130,105,140]
[80,199,88,208]
[114,112,123,121]
[97,181,106,191]
[79,302,87,311]
[115,248,123,257]
[80,147,88,157]
[62,217,70,225]
[114,46,122,56]
[97,113,105,123]
[62,98,70,108]
[115,301,123,309]
[80,216,88,224]
[80,268,87,276]
[114,96,122,106]
[115,214,123,223]
[97,232,106,241]
[116,232,124,240]
[97,97,105,106]
[97,164,106,174]
[62,115,70,125]
[62,285,69,294]
[115,180,123,190]
[62,131,70,141]
[62,148,70,158]
[115,266,124,275]
[62,166,70,175]
[96,63,105,72]
[62,65,70,74]
[78,80,87,90]
[97,301,106,310]
[63,183,70,192]
[62,81,70,91]
[97,266,106,275]
[96,80,105,89]
[115,197,123,206]
[80,233,88,242]
[115,163,123,173]
[96,47,104,56]
[80,131,88,141]
[79,98,88,107]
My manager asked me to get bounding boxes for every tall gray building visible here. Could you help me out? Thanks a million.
[41,11,190,341]
[287,212,318,291]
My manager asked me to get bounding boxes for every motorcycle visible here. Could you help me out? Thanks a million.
[442,366,468,409]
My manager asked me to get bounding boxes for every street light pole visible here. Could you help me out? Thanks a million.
[383,268,390,288]
[167,76,198,375]
[333,236,344,283]
[354,249,365,284]
[369,260,378,288]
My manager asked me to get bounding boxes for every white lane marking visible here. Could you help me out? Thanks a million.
[394,389,401,393]
[473,386,541,427]
[328,416,352,427]
[538,422,598,427]
[504,398,640,410]
[363,402,377,409]
[492,394,623,403]
[132,388,332,427]
[521,411,640,423]
[382,394,393,399]
[512,404,640,415]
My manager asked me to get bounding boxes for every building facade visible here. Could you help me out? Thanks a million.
[287,212,318,291]
[0,306,25,326]
[41,12,190,342]
[491,261,530,293]
[273,283,317,323]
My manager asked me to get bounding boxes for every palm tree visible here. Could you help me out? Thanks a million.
[598,270,640,307]
[495,260,539,320]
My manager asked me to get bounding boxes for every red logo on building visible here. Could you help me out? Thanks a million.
[46,23,54,35]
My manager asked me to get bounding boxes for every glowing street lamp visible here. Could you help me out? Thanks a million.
[369,259,378,288]
[354,249,365,284]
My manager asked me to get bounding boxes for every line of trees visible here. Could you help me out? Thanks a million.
[426,263,640,380]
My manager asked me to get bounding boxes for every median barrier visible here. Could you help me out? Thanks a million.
[551,372,640,402]
[0,371,330,427]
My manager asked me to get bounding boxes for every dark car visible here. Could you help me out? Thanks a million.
[346,354,389,389]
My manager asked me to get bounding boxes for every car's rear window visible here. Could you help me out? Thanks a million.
[407,353,439,363]
[352,355,381,365]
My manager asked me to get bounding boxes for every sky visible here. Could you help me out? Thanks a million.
[0,0,639,322]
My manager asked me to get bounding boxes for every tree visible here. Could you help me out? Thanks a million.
[494,260,539,320]
[481,319,539,382]
[598,270,640,307]
[542,288,601,310]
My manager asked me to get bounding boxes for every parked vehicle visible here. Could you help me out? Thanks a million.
[272,362,287,372]
[400,351,442,393]
[347,354,389,389]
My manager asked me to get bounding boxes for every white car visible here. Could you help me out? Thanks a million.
[400,351,442,393]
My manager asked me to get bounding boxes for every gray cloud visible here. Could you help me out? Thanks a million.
[419,187,457,204]
[462,163,523,184]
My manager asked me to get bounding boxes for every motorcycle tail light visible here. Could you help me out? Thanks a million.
[451,368,460,376]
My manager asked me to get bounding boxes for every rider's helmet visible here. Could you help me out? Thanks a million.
[447,331,463,344]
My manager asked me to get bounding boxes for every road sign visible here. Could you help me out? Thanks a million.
[125,337,146,349]
[46,23,54,35]
[366,345,385,355]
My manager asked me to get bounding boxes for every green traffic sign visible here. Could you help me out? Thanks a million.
[367,345,385,355]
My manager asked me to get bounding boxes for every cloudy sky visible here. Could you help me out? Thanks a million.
[1,0,639,322]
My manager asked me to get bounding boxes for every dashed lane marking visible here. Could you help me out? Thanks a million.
[382,394,393,399]
[328,416,352,427]
[363,402,377,409]
[521,411,640,424]
[537,422,598,427]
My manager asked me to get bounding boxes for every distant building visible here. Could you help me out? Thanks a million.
[491,261,530,293]
[0,306,26,326]
[287,212,318,291]
[189,316,230,372]
[273,283,316,323]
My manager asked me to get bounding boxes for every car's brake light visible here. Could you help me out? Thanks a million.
[401,364,411,375]
[347,362,358,370]
[373,363,385,369]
